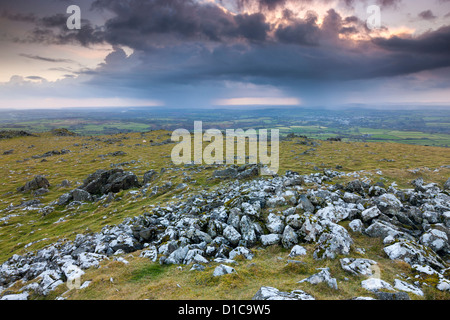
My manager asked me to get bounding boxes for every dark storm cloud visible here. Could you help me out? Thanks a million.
[372,25,450,55]
[3,0,450,102]
[1,10,37,23]
[91,0,271,47]
[274,11,320,46]
[42,0,447,87]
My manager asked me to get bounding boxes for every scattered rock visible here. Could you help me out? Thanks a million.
[340,258,377,276]
[281,226,298,249]
[383,239,445,270]
[213,264,236,277]
[313,221,353,260]
[1,292,29,300]
[80,169,140,195]
[374,291,410,300]
[298,267,338,290]
[393,279,424,296]
[17,175,50,192]
[266,213,285,234]
[349,219,364,233]
[252,286,314,300]
[260,234,281,246]
[361,206,381,222]
[361,278,394,292]
[288,245,307,258]
[444,178,450,191]
[143,170,158,184]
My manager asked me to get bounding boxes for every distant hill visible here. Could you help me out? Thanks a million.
[0,130,36,140]
[50,128,78,137]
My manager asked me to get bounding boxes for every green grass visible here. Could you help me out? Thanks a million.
[129,263,170,283]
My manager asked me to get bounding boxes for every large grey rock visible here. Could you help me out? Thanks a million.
[139,246,158,262]
[239,215,257,245]
[57,192,73,206]
[17,175,50,192]
[349,219,364,233]
[285,214,304,229]
[227,208,241,230]
[288,245,307,258]
[340,258,377,276]
[298,267,338,290]
[266,213,285,234]
[313,221,353,260]
[223,226,241,246]
[165,246,189,265]
[260,234,281,246]
[443,212,450,228]
[361,278,394,292]
[315,205,351,223]
[364,220,404,239]
[420,229,449,253]
[361,206,381,222]
[1,292,29,300]
[297,194,315,213]
[213,264,236,277]
[252,286,314,300]
[78,252,106,269]
[444,178,450,190]
[394,279,424,296]
[229,247,253,260]
[299,213,322,242]
[375,193,403,216]
[266,196,287,208]
[213,167,238,179]
[72,189,93,202]
[346,180,366,195]
[374,291,410,300]
[383,239,445,270]
[241,202,261,218]
[281,226,298,249]
[185,228,212,244]
[80,169,140,196]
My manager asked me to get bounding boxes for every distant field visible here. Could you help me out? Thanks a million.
[276,126,450,147]
[0,120,152,136]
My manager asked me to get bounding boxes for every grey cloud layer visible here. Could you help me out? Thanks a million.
[1,0,450,106]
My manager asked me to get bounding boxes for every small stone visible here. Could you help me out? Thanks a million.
[361,278,394,292]
[213,264,236,277]
[288,245,307,258]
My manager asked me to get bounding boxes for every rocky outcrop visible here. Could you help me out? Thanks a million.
[17,175,50,193]
[80,169,140,195]
[51,128,78,137]
[2,169,449,299]
[57,169,141,205]
[0,130,35,140]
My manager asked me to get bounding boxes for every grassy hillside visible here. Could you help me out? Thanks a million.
[0,130,449,300]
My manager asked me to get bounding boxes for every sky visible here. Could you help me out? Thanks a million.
[0,0,450,109]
